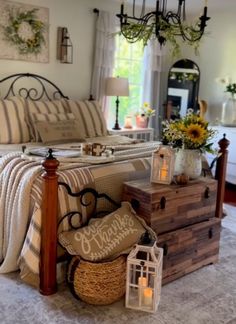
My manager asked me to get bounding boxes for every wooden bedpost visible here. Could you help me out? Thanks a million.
[40,149,59,295]
[215,134,230,218]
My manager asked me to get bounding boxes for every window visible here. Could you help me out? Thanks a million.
[107,35,144,129]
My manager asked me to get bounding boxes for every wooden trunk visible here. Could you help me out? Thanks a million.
[158,217,221,284]
[122,177,221,284]
[123,177,217,235]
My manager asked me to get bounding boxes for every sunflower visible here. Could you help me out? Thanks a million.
[185,123,206,144]
[162,112,216,153]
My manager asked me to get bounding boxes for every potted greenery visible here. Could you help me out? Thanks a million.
[136,102,155,128]
[216,77,236,126]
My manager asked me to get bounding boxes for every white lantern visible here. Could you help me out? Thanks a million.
[150,145,175,184]
[125,233,163,313]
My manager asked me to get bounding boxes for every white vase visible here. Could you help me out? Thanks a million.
[221,98,236,126]
[174,149,202,179]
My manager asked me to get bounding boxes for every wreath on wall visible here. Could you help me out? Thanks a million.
[3,8,46,55]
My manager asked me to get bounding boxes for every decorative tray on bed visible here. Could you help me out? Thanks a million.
[25,147,116,164]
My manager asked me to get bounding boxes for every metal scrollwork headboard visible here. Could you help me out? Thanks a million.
[0,73,69,100]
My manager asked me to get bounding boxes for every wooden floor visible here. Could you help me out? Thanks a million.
[224,182,236,206]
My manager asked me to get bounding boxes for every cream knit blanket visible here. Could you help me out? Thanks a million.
[0,153,42,272]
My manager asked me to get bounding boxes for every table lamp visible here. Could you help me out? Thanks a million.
[105,77,129,130]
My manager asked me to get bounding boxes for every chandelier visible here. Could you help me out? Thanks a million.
[116,0,210,47]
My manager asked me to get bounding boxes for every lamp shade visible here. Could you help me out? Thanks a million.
[105,77,129,97]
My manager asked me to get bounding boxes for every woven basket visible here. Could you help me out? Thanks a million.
[68,255,126,305]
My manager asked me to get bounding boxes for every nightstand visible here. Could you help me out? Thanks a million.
[109,127,154,141]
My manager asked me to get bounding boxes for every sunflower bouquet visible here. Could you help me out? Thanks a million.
[162,111,216,153]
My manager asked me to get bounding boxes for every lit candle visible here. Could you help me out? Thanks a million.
[138,276,147,301]
[138,276,147,287]
[143,287,153,307]
[160,159,168,180]
[124,115,133,129]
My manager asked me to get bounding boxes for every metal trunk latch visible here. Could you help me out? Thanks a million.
[160,196,166,209]
[204,186,210,198]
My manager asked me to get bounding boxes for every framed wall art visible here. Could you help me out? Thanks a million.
[0,1,49,63]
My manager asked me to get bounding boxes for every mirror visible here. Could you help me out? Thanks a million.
[166,59,200,120]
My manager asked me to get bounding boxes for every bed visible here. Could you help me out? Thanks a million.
[0,73,229,296]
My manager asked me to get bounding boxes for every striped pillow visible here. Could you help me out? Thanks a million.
[65,100,108,138]
[0,97,30,143]
[32,112,75,142]
[26,100,68,141]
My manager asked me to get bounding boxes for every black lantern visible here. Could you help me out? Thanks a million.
[58,27,73,64]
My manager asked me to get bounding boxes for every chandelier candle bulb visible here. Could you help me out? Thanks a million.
[121,3,124,14]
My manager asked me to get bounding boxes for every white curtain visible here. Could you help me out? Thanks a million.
[141,39,166,136]
[90,11,116,118]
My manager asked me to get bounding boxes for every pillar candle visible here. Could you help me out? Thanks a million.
[138,276,147,301]
[143,287,153,307]
[138,276,147,287]
[124,115,133,129]
[160,159,168,180]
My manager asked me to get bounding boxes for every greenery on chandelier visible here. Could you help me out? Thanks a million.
[3,8,46,55]
[120,18,202,57]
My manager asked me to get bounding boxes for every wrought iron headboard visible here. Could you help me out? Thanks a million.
[0,73,69,100]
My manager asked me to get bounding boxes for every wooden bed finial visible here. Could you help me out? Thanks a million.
[215,134,230,218]
[40,149,60,295]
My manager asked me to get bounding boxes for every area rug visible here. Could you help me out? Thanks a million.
[0,205,236,324]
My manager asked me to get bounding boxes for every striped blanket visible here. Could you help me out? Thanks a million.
[0,141,160,285]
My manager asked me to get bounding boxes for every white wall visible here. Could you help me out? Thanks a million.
[1,0,235,124]
[162,4,236,123]
[0,0,118,100]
